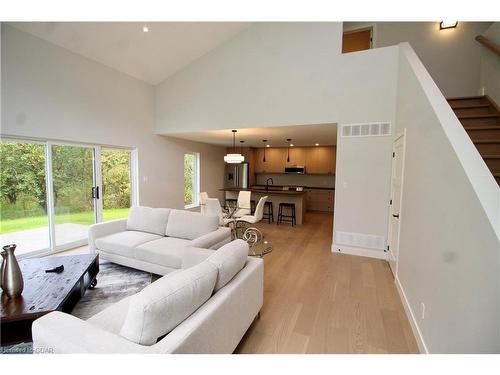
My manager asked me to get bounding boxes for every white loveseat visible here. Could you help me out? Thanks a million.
[89,206,232,275]
[32,240,264,354]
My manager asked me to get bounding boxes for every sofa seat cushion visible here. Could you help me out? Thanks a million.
[165,210,219,240]
[120,261,218,346]
[95,231,162,258]
[126,206,171,235]
[135,238,214,269]
[206,239,249,292]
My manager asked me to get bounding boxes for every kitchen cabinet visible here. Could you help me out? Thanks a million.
[253,146,336,175]
[306,188,334,212]
[254,147,287,173]
[305,146,336,174]
[286,147,307,167]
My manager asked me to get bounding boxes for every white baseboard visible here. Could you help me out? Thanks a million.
[331,243,387,260]
[394,276,428,354]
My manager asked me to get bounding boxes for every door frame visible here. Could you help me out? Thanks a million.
[387,129,407,277]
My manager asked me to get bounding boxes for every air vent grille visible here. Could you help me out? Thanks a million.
[335,231,386,250]
[341,122,391,138]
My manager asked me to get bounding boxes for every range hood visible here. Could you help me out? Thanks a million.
[284,166,306,174]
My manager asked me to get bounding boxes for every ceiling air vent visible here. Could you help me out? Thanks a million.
[341,122,391,138]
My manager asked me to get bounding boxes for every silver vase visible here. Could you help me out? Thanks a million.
[2,244,24,298]
[0,250,6,289]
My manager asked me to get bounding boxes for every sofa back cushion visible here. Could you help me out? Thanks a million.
[165,210,219,240]
[120,261,218,346]
[126,206,171,236]
[206,239,249,292]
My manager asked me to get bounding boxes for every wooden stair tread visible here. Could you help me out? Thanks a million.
[447,95,485,101]
[458,113,498,119]
[481,155,500,159]
[473,140,500,144]
[464,125,500,130]
[450,103,490,109]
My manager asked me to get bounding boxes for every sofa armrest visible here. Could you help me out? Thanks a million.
[190,227,231,249]
[32,311,149,354]
[88,218,127,253]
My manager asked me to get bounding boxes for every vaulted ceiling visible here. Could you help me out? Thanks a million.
[8,22,251,84]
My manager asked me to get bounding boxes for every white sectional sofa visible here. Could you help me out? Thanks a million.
[89,206,232,275]
[32,240,264,353]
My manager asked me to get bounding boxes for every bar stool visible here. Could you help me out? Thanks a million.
[263,201,274,224]
[277,203,296,226]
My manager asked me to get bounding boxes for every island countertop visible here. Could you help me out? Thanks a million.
[219,187,307,196]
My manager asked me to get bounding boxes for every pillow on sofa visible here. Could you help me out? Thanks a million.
[120,261,218,346]
[206,239,249,292]
[126,206,171,236]
[165,210,219,240]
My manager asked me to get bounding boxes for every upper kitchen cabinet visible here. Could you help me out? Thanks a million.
[286,147,307,167]
[254,146,335,174]
[254,147,287,173]
[305,146,336,174]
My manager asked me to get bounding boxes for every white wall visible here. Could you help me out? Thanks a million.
[155,22,399,251]
[394,43,500,353]
[333,134,393,257]
[1,24,226,208]
[155,23,399,134]
[479,22,500,104]
[344,22,492,98]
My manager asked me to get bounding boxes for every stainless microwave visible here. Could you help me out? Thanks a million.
[284,166,306,174]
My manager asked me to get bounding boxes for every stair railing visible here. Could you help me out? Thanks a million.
[475,35,500,57]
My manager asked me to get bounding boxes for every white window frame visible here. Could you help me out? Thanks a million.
[184,152,200,209]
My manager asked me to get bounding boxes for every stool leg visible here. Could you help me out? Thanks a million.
[270,204,274,223]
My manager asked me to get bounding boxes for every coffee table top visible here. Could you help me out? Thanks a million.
[1,254,98,322]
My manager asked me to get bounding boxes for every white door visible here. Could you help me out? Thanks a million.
[388,132,406,276]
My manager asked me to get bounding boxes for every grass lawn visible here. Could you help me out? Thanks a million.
[0,208,130,234]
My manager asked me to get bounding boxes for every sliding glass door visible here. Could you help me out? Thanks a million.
[0,138,135,258]
[0,140,51,256]
[51,144,97,248]
[101,148,132,221]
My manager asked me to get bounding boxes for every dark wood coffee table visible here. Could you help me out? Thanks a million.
[1,253,99,346]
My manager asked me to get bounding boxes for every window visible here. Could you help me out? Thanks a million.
[0,137,136,258]
[184,152,200,209]
[0,140,50,257]
[101,148,132,221]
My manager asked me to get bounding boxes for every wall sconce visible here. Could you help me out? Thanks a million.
[440,21,458,30]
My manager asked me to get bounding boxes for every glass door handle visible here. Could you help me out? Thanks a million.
[91,187,100,199]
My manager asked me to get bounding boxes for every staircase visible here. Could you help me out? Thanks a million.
[447,95,500,184]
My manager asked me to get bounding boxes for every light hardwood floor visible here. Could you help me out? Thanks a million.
[234,212,419,354]
[55,212,418,354]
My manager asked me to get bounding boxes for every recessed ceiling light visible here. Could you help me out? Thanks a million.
[315,143,319,146]
[439,21,458,30]
[143,25,149,33]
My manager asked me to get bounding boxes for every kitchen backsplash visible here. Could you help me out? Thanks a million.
[255,173,335,188]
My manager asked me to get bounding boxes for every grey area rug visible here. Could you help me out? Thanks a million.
[71,260,154,320]
[1,260,156,354]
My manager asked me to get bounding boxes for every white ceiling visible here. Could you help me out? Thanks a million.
[167,123,338,148]
[8,22,251,84]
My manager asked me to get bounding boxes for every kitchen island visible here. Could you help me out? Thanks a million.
[220,187,307,224]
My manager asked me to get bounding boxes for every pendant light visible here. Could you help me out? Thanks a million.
[286,138,292,162]
[224,130,245,164]
[262,140,268,162]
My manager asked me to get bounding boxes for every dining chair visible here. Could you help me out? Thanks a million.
[235,196,268,237]
[199,192,209,214]
[233,191,252,218]
[205,198,235,227]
